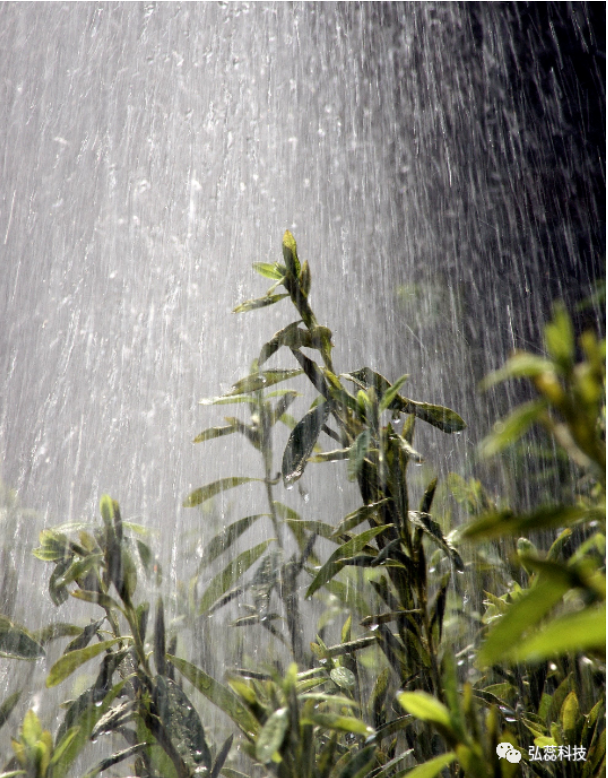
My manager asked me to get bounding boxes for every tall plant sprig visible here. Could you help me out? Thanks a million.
[186,232,466,720]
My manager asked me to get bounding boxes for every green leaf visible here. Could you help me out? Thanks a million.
[308,447,352,463]
[462,504,593,541]
[70,588,125,614]
[306,525,391,597]
[199,514,268,568]
[506,603,606,663]
[229,369,303,395]
[193,422,240,443]
[348,431,371,481]
[479,399,549,457]
[0,691,20,734]
[168,654,259,738]
[397,752,457,778]
[282,401,331,486]
[545,303,575,368]
[282,230,301,276]
[233,293,290,313]
[199,394,256,406]
[0,617,44,660]
[397,692,454,732]
[46,638,126,688]
[332,501,388,537]
[303,712,373,736]
[336,745,377,778]
[480,352,557,390]
[154,675,212,770]
[330,667,356,691]
[256,706,289,763]
[183,477,262,508]
[253,262,284,280]
[379,374,410,412]
[477,579,570,667]
[259,321,306,365]
[198,540,273,614]
[407,401,466,434]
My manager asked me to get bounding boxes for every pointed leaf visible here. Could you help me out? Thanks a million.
[229,369,303,395]
[46,638,126,688]
[307,525,391,597]
[332,501,388,537]
[282,401,331,485]
[408,401,466,434]
[154,675,212,770]
[199,514,268,568]
[397,691,454,732]
[168,654,259,738]
[252,262,284,280]
[0,617,44,660]
[193,423,239,444]
[198,540,273,614]
[183,477,262,508]
[479,399,549,457]
[256,707,289,763]
[0,691,20,732]
[379,374,410,412]
[233,293,289,313]
[396,752,457,778]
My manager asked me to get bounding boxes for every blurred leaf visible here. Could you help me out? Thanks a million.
[199,514,268,568]
[80,744,148,778]
[71,588,124,614]
[0,617,44,660]
[282,230,301,276]
[0,691,20,731]
[307,525,391,597]
[462,504,595,541]
[233,293,289,313]
[193,422,239,444]
[477,579,570,667]
[199,394,255,406]
[308,447,351,463]
[253,262,284,280]
[198,540,273,615]
[210,734,234,778]
[397,691,454,732]
[256,706,289,763]
[168,654,259,738]
[330,667,356,691]
[229,369,303,395]
[336,744,377,778]
[479,399,549,457]
[545,303,575,368]
[46,638,126,688]
[480,352,557,390]
[303,712,373,736]
[282,401,331,486]
[183,477,262,508]
[506,603,606,663]
[397,752,457,778]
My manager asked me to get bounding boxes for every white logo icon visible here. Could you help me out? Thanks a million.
[496,743,522,763]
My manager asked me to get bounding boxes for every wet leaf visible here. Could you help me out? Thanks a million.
[198,539,273,614]
[306,525,391,597]
[154,675,212,770]
[183,477,262,508]
[168,654,259,738]
[256,706,289,763]
[46,638,126,688]
[210,734,234,778]
[348,430,371,481]
[229,369,303,395]
[199,394,256,406]
[0,617,44,660]
[71,588,124,613]
[407,401,466,434]
[199,514,268,568]
[154,597,167,676]
[462,504,594,540]
[335,744,377,778]
[332,500,388,537]
[259,321,305,365]
[282,400,331,485]
[80,744,148,778]
[379,374,410,412]
[233,293,289,313]
[480,352,557,389]
[330,667,356,691]
[308,447,351,463]
[282,230,301,276]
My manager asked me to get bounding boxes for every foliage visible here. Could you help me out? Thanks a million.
[0,234,604,778]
